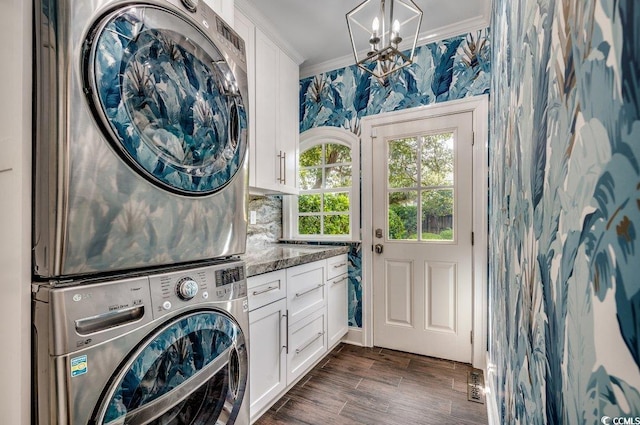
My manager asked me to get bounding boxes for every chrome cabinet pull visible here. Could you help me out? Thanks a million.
[295,332,324,354]
[277,151,285,184]
[252,285,278,296]
[282,311,289,354]
[331,276,348,285]
[283,151,287,185]
[332,263,347,269]
[295,283,325,298]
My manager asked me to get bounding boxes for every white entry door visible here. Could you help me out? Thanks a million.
[372,111,474,363]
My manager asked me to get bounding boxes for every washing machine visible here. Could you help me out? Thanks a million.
[32,259,250,425]
[33,0,249,278]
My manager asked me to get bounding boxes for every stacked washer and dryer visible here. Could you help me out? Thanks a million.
[31,1,251,424]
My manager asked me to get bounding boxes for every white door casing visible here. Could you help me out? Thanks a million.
[361,96,488,369]
[371,112,473,362]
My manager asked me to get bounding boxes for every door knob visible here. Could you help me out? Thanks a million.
[374,244,384,254]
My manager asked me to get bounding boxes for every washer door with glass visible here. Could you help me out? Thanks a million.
[85,5,247,195]
[94,311,247,425]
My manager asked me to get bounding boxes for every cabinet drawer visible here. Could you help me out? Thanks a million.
[326,254,348,280]
[247,270,286,311]
[287,307,327,384]
[286,262,325,323]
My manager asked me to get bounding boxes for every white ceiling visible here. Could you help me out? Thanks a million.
[239,0,491,77]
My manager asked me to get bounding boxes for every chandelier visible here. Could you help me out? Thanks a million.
[346,0,423,81]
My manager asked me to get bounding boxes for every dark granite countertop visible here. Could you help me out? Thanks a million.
[241,243,349,277]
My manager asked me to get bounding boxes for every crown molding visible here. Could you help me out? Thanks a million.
[235,0,306,65]
[300,13,490,79]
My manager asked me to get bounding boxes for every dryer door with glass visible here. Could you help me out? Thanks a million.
[86,5,247,195]
[94,310,248,425]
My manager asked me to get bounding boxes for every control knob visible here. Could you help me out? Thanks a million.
[181,0,199,12]
[177,277,199,300]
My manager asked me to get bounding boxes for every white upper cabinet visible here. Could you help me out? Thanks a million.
[274,46,299,194]
[233,10,256,185]
[234,8,300,195]
[203,0,234,25]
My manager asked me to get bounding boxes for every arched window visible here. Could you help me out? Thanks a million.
[285,128,360,241]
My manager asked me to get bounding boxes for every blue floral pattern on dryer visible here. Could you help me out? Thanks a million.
[93,8,246,194]
[103,312,240,423]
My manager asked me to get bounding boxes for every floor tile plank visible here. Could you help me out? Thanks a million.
[254,344,488,425]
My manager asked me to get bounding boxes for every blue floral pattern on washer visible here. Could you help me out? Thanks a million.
[93,8,246,194]
[103,312,240,424]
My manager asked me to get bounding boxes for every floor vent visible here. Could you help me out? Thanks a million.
[467,369,485,404]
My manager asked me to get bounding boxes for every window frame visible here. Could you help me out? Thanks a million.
[283,127,360,242]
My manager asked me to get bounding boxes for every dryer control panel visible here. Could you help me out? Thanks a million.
[148,261,247,319]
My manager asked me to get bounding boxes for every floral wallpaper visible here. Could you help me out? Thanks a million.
[489,0,640,423]
[300,30,490,135]
[299,29,491,328]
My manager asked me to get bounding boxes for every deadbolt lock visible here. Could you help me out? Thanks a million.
[375,228,383,238]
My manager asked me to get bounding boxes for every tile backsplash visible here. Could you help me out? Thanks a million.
[246,195,282,245]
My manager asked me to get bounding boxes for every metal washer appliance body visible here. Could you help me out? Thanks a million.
[33,260,250,425]
[33,0,249,278]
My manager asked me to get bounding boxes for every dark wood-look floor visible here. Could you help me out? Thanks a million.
[254,343,488,425]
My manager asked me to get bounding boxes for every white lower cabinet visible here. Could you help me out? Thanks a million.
[327,274,349,347]
[248,298,287,422]
[248,254,348,423]
[286,306,327,384]
[327,254,349,348]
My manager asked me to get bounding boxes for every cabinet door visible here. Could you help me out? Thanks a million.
[233,10,256,187]
[328,273,349,347]
[275,52,299,194]
[249,298,287,421]
[286,261,326,323]
[253,28,279,192]
[287,306,327,385]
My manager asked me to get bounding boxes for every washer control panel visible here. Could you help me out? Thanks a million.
[149,261,247,318]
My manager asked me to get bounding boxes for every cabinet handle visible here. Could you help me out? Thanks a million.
[295,332,325,354]
[332,263,347,269]
[282,310,289,354]
[252,285,278,296]
[277,151,285,184]
[295,283,325,298]
[331,276,348,285]
[282,151,287,185]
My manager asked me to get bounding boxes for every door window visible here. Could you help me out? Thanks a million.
[387,132,455,241]
[86,6,247,195]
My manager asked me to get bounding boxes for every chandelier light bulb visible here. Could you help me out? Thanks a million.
[372,17,380,36]
[392,19,401,44]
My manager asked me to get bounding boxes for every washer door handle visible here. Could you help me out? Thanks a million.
[112,346,232,425]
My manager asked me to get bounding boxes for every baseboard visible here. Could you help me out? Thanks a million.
[485,351,500,425]
[343,327,363,346]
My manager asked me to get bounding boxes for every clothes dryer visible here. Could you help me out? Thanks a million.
[33,0,249,278]
[32,259,249,425]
